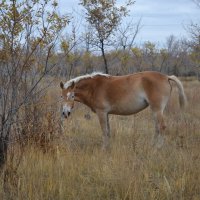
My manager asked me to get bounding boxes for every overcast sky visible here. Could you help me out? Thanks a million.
[58,0,200,45]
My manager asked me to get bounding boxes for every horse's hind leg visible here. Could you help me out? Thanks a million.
[152,110,166,147]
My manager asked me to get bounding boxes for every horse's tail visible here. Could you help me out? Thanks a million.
[168,75,187,108]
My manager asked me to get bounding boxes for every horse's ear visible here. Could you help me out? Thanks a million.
[71,81,75,89]
[60,81,64,89]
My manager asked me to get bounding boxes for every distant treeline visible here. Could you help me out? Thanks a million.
[57,36,199,79]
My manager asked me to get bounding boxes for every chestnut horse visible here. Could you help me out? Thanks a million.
[60,71,187,148]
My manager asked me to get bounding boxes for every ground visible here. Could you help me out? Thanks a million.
[0,78,200,200]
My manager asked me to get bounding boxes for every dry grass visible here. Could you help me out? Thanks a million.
[0,79,200,200]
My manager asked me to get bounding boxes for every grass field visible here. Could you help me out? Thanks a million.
[0,79,200,200]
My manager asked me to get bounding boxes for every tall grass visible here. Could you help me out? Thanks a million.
[0,80,200,200]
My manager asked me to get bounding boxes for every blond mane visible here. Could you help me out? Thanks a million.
[64,72,110,89]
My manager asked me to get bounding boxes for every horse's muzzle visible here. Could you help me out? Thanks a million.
[62,112,71,118]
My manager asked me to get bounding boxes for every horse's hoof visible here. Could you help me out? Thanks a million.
[152,135,165,149]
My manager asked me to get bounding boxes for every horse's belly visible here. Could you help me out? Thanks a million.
[109,98,148,115]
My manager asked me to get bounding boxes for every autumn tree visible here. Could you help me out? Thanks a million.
[60,21,83,78]
[187,0,200,78]
[115,18,141,73]
[131,47,143,72]
[80,0,134,74]
[0,0,68,168]
[142,41,158,71]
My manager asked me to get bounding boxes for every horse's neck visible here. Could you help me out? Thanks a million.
[74,78,94,105]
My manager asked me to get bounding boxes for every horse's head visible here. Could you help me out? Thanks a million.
[60,81,75,118]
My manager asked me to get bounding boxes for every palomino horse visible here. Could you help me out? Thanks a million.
[60,71,187,148]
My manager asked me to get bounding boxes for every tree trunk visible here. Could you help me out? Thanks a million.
[0,134,9,169]
[0,117,10,169]
[101,42,109,74]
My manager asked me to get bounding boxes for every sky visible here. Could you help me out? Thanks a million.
[57,0,200,45]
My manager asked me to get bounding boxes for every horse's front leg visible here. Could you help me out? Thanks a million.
[97,111,110,149]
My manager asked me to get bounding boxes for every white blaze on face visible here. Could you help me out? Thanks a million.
[67,92,70,99]
[63,104,72,114]
[62,92,75,118]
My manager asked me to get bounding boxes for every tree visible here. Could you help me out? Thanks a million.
[131,47,143,72]
[117,18,141,51]
[187,0,200,78]
[80,0,134,74]
[115,18,141,73]
[142,41,158,71]
[0,0,68,168]
[192,0,200,7]
[60,25,82,78]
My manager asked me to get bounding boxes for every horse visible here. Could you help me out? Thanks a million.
[60,71,187,148]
